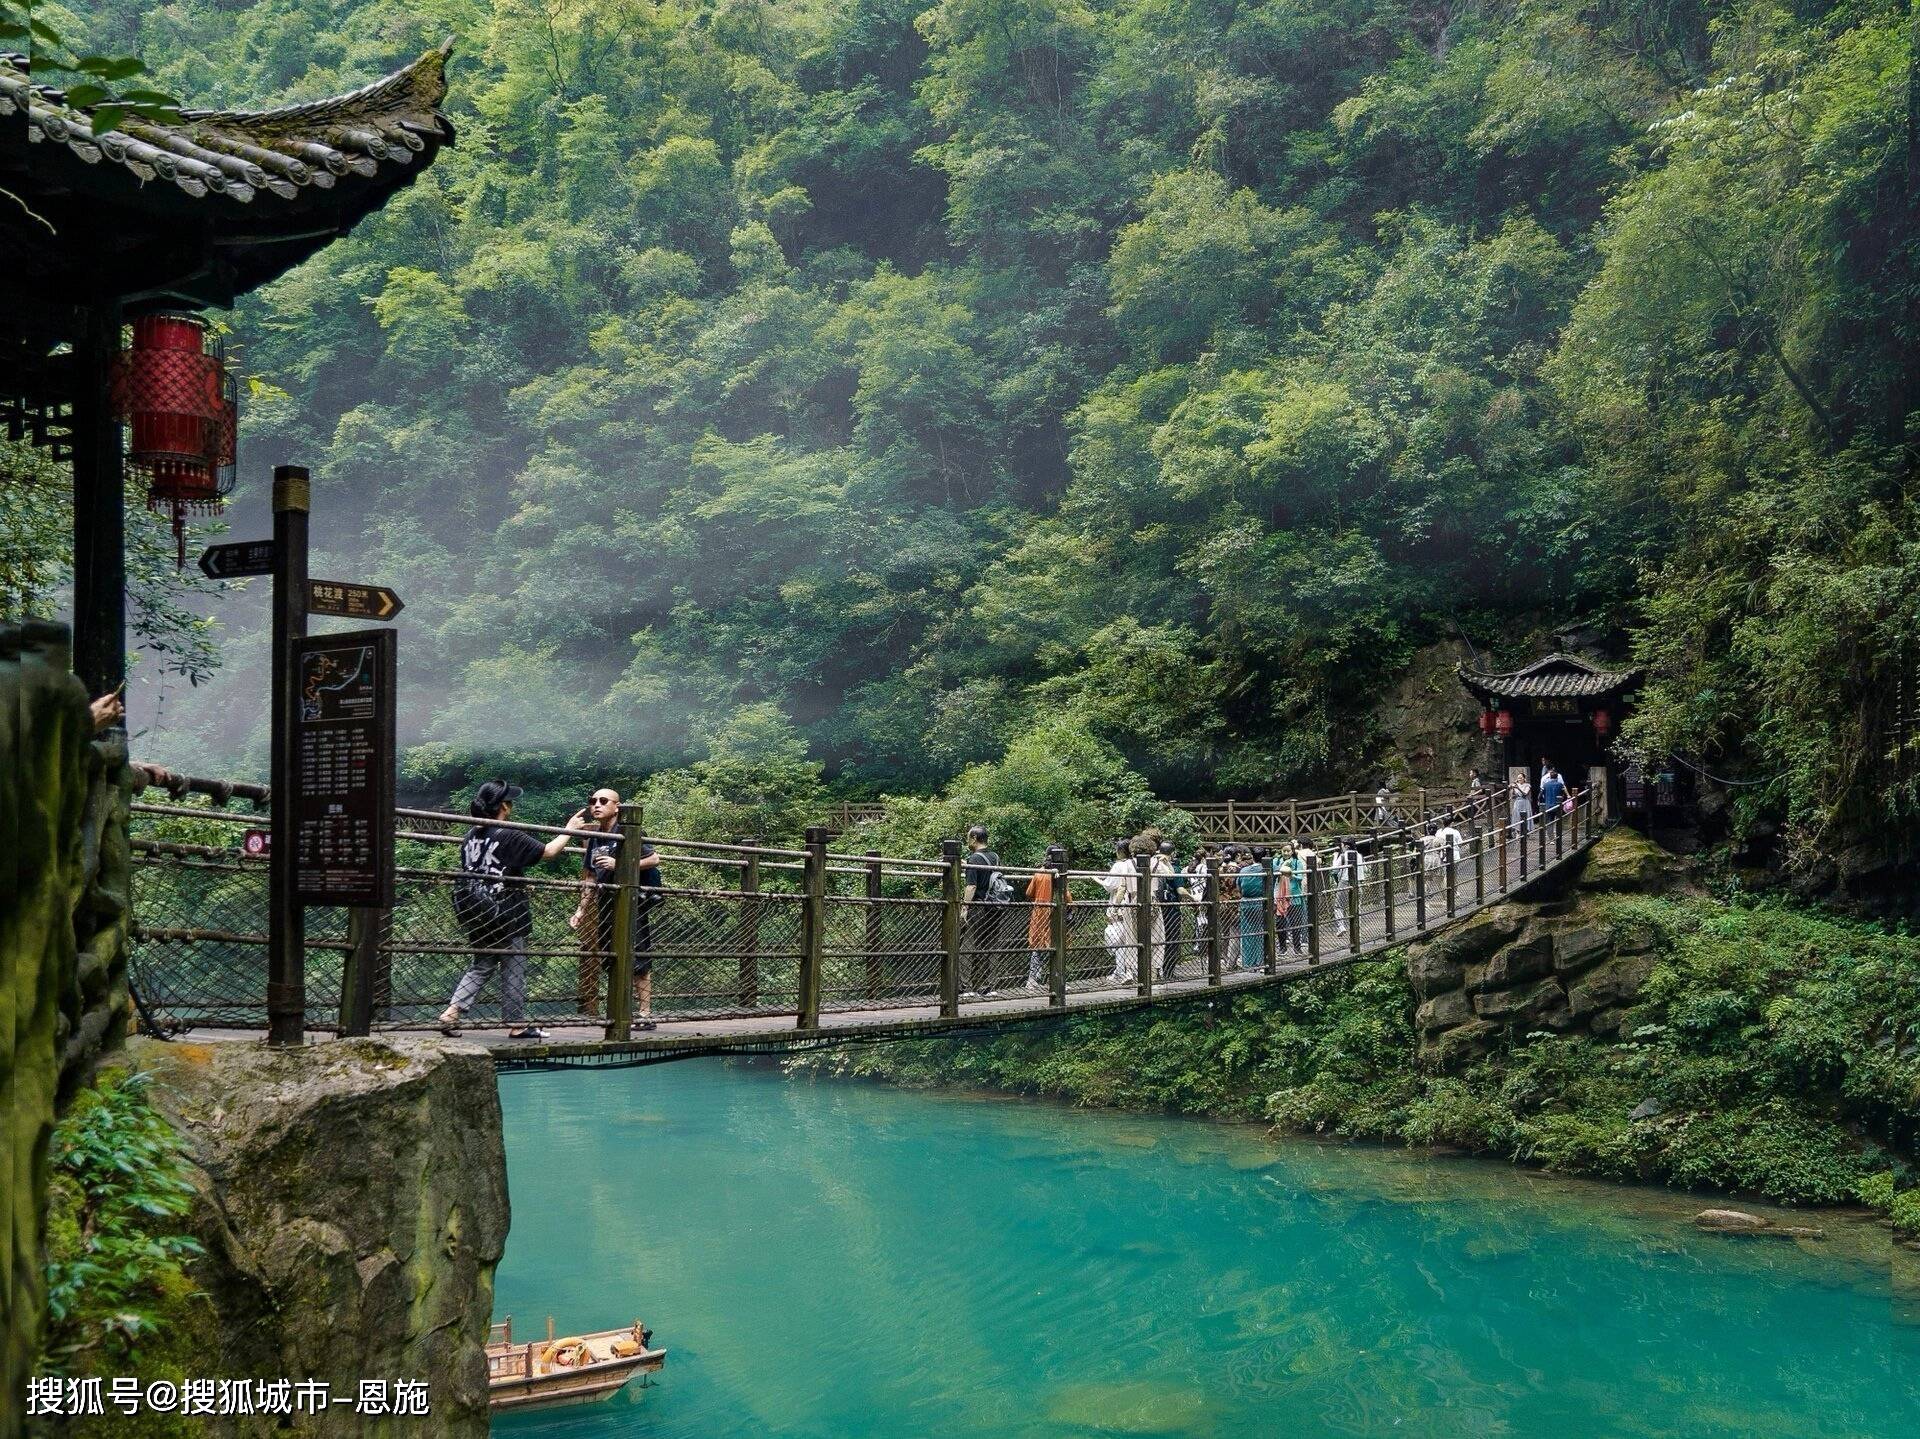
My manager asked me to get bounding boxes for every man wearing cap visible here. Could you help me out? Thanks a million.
[440,781,583,1039]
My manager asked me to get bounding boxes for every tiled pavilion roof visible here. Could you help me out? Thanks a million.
[1458,653,1641,704]
[0,42,455,441]
[0,41,452,206]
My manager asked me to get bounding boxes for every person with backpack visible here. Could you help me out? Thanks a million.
[963,824,1011,995]
[440,780,584,1038]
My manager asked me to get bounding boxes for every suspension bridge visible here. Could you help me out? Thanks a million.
[127,776,1606,1072]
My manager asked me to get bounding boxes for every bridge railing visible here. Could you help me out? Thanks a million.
[820,786,1504,846]
[128,783,1600,1037]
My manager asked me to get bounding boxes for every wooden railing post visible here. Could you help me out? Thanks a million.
[1205,856,1224,985]
[1382,842,1397,941]
[940,839,962,1018]
[1473,818,1486,905]
[1305,857,1321,966]
[1135,854,1153,998]
[1555,801,1565,860]
[1418,787,1428,826]
[797,826,826,1029]
[339,905,382,1037]
[1573,792,1584,848]
[1497,810,1510,891]
[739,842,762,1008]
[1538,807,1548,871]
[1287,798,1298,841]
[1445,841,1457,919]
[1226,798,1238,842]
[1262,857,1279,975]
[1347,853,1362,956]
[864,851,885,1001]
[1048,845,1068,1008]
[1414,844,1428,932]
[607,802,642,1041]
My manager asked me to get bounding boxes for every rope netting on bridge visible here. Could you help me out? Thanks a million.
[127,780,1601,1037]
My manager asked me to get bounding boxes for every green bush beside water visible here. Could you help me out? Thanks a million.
[794,893,1920,1215]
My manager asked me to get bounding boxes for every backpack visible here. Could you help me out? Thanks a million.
[451,826,510,935]
[973,850,1013,903]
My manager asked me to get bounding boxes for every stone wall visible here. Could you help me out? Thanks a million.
[132,1036,509,1438]
[1407,828,1687,1069]
[4,621,132,1423]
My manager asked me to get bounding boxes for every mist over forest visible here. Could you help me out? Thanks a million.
[52,0,1920,868]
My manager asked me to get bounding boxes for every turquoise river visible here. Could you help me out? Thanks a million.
[494,1062,1919,1438]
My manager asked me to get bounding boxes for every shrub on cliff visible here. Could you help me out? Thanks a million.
[40,1068,213,1435]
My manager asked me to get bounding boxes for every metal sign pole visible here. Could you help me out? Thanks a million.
[267,465,309,1046]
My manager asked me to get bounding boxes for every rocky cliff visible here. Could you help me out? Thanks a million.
[1407,827,1690,1069]
[132,1036,509,1438]
[5,620,132,1423]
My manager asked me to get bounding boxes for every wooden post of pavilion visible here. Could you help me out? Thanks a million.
[69,303,124,700]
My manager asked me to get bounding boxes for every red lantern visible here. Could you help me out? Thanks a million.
[1477,709,1494,735]
[1592,707,1612,738]
[111,312,238,565]
[1493,709,1514,738]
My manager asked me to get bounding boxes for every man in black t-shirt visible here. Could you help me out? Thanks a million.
[439,780,584,1039]
[962,824,1007,994]
[567,786,663,1029]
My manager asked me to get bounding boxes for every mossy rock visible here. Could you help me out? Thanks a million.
[1579,829,1687,894]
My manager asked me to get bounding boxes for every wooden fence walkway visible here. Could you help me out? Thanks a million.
[126,778,1603,1071]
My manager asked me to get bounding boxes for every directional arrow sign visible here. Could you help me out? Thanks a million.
[308,579,404,621]
[198,539,276,580]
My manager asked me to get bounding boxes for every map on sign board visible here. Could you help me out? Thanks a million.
[294,630,395,907]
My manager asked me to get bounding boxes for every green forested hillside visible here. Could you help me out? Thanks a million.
[67,0,1920,867]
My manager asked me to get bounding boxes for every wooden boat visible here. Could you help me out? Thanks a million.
[486,1315,666,1411]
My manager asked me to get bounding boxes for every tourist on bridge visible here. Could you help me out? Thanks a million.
[1371,786,1395,831]
[1023,861,1055,992]
[964,825,1011,994]
[1510,774,1534,836]
[1152,841,1182,975]
[1278,843,1307,955]
[1186,847,1212,959]
[1153,840,1184,979]
[1102,839,1139,983]
[1539,764,1567,832]
[441,781,585,1039]
[1327,837,1361,937]
[568,787,663,1031]
[1237,849,1267,969]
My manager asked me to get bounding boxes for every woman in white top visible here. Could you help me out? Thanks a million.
[1102,840,1139,983]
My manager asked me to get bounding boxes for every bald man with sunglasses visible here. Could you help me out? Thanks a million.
[568,788,663,1028]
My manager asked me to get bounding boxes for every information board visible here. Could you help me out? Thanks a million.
[293,629,395,906]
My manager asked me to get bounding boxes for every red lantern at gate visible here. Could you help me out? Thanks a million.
[1477,708,1495,735]
[1493,709,1514,738]
[1592,707,1612,739]
[111,312,238,566]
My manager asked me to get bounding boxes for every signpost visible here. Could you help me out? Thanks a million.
[293,629,397,907]
[259,463,406,1045]
[308,579,404,621]
[199,539,277,580]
